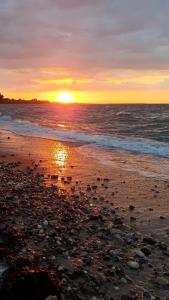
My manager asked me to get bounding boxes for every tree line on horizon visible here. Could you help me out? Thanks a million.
[0,93,49,104]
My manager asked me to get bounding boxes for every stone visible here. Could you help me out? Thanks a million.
[134,249,146,258]
[127,261,139,270]
[141,247,151,256]
[143,237,156,245]
[104,178,109,181]
[114,286,120,291]
[43,220,49,226]
[120,277,128,284]
[125,275,133,282]
[51,175,58,180]
[129,205,135,211]
[155,276,169,286]
[143,291,154,299]
[130,216,136,222]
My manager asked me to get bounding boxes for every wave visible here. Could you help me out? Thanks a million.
[1,114,169,158]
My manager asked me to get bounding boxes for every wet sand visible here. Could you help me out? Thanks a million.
[1,130,169,299]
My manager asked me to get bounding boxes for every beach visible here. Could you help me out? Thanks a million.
[1,130,169,299]
[1,0,169,298]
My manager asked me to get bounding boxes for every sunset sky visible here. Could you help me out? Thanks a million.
[1,0,169,103]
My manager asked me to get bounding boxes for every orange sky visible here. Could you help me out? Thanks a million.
[1,1,169,103]
[5,89,169,104]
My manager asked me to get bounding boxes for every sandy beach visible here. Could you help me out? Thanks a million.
[1,131,169,299]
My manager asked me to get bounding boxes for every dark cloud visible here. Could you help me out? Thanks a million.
[0,0,169,93]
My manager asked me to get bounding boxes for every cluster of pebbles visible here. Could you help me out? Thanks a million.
[0,161,169,300]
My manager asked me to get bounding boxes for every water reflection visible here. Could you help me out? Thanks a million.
[54,144,69,168]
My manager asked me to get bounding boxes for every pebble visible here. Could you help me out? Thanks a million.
[43,220,49,226]
[51,175,58,180]
[155,276,169,286]
[127,261,139,270]
[141,247,151,256]
[143,237,156,245]
[129,205,135,211]
[134,249,146,258]
[120,277,128,284]
[114,286,120,292]
[1,160,169,300]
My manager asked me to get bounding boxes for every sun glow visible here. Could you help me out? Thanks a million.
[54,145,68,168]
[57,91,74,103]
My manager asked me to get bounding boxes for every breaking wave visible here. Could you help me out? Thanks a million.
[1,114,169,158]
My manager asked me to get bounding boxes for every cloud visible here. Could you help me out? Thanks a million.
[0,0,169,95]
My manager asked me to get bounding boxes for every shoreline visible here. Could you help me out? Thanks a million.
[1,130,169,229]
[1,131,169,299]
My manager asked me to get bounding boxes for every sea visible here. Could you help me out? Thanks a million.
[1,104,169,176]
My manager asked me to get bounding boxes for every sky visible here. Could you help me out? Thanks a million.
[1,0,169,103]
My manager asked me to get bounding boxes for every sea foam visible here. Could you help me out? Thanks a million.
[1,114,169,158]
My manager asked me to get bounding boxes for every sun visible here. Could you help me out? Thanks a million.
[57,91,74,103]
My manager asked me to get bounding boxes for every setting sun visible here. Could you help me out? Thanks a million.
[57,92,74,103]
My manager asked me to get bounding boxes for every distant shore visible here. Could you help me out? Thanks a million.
[1,130,169,299]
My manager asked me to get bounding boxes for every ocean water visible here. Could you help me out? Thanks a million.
[1,104,169,160]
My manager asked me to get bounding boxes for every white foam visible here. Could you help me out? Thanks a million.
[1,114,169,158]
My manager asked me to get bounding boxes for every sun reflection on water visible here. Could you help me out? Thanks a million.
[54,144,69,168]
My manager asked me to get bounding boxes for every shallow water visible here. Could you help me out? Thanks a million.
[1,104,169,158]
[1,104,169,179]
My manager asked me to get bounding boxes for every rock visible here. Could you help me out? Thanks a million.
[43,220,49,227]
[114,217,123,225]
[127,261,139,270]
[143,291,154,299]
[120,277,128,284]
[155,276,169,286]
[126,238,133,245]
[160,215,166,220]
[113,234,124,244]
[104,178,109,182]
[125,275,133,283]
[130,216,136,222]
[51,175,58,180]
[114,286,120,291]
[134,249,146,258]
[110,250,120,257]
[158,242,167,250]
[143,237,156,245]
[87,185,92,192]
[129,205,135,211]
[141,247,151,256]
